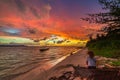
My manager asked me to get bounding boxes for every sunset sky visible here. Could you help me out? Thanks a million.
[0,0,104,43]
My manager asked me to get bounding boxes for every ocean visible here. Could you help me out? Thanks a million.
[0,46,79,79]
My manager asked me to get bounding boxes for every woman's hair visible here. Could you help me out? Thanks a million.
[87,51,94,58]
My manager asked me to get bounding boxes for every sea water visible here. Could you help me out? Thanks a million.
[0,46,79,79]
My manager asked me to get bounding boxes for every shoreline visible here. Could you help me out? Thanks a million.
[12,48,88,80]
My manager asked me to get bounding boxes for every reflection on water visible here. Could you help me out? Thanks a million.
[0,46,79,79]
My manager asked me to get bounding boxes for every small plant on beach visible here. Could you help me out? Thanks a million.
[111,61,120,66]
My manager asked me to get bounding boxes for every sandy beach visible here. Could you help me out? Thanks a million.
[11,48,88,80]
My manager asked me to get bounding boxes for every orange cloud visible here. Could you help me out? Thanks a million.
[0,0,102,40]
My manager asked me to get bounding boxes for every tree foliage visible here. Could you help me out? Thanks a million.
[85,0,120,58]
[82,0,120,39]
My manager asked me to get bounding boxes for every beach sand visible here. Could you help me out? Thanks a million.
[13,48,88,80]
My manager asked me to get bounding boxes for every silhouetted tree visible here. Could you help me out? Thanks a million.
[89,34,93,41]
[96,34,101,40]
[82,0,120,39]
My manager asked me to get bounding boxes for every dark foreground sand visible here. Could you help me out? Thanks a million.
[13,48,88,80]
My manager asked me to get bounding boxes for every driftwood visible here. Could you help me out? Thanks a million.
[72,65,120,80]
[49,64,120,80]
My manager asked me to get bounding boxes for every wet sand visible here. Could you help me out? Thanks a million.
[12,48,88,80]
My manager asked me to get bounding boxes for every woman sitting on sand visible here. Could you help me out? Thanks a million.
[86,51,96,69]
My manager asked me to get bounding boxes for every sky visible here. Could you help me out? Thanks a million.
[0,0,103,41]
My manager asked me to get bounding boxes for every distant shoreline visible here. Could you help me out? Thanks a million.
[0,45,85,48]
[0,44,26,47]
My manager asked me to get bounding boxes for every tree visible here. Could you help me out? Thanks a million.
[82,0,120,39]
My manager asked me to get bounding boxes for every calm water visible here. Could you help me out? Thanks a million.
[0,46,79,79]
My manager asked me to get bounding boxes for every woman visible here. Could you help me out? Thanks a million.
[86,51,96,69]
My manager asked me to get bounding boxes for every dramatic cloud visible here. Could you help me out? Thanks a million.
[0,0,52,37]
[0,25,21,35]
[14,0,26,13]
[0,0,103,40]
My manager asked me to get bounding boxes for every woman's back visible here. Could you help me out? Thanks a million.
[86,51,96,69]
[87,57,96,67]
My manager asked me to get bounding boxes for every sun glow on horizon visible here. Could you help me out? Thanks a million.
[0,36,87,46]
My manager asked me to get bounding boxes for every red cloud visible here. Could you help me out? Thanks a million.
[0,0,102,40]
